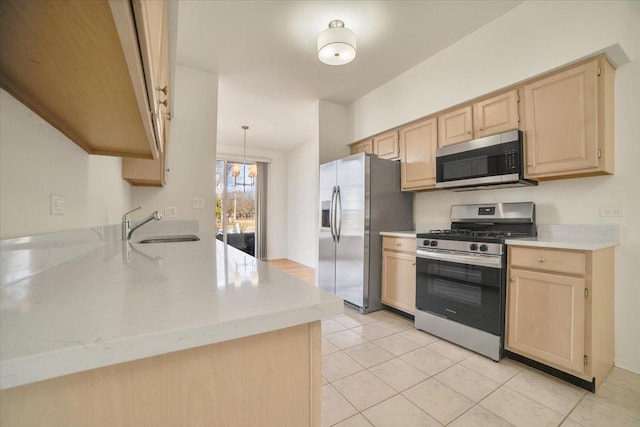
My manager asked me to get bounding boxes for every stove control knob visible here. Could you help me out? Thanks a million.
[423,240,430,246]
[479,244,488,252]
[470,243,478,251]
[430,240,438,247]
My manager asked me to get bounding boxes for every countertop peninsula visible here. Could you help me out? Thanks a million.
[0,227,343,390]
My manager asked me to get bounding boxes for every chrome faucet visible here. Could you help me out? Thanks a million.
[122,207,163,241]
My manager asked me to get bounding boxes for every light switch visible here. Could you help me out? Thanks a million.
[164,206,177,218]
[192,198,204,209]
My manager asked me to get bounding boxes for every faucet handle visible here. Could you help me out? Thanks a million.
[123,206,142,220]
[153,211,163,220]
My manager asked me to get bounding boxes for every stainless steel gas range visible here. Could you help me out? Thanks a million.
[414,202,536,361]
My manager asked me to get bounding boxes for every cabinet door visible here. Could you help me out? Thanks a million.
[133,0,169,154]
[373,130,399,160]
[473,90,519,138]
[524,60,599,178]
[399,118,437,190]
[438,106,472,147]
[351,139,373,155]
[506,268,586,376]
[382,250,416,314]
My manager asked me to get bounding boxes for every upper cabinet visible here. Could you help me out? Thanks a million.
[350,139,374,155]
[350,130,399,160]
[438,106,473,147]
[438,90,520,148]
[473,90,520,138]
[122,0,171,186]
[524,57,614,180]
[373,130,400,160]
[0,0,170,160]
[399,118,438,191]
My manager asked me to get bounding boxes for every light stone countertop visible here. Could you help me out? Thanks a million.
[380,231,416,238]
[0,229,343,390]
[505,237,618,251]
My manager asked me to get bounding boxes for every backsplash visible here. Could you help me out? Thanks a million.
[537,224,620,242]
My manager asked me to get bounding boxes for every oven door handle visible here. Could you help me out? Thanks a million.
[416,249,502,268]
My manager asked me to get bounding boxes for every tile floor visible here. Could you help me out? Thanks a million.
[321,306,640,427]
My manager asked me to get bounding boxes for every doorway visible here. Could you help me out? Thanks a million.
[216,159,257,256]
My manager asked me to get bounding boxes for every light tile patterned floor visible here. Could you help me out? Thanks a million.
[321,306,640,427]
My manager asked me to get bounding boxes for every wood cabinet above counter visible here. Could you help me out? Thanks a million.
[348,54,615,192]
[0,0,171,160]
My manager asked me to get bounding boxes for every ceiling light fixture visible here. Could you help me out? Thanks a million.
[317,20,356,66]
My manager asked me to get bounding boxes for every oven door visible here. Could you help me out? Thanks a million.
[415,249,505,336]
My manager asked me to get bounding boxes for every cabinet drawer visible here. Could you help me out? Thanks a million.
[382,237,416,253]
[510,247,586,276]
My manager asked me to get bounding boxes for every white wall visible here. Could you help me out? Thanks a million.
[287,138,319,268]
[319,100,350,164]
[216,144,287,260]
[349,1,640,373]
[130,65,218,233]
[0,90,131,239]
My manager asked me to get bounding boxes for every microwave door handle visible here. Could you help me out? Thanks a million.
[336,185,342,243]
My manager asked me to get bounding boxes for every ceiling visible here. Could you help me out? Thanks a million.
[176,1,523,152]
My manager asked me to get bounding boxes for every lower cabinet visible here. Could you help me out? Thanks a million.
[506,245,614,389]
[381,236,416,315]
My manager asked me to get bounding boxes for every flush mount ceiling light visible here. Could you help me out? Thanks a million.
[317,20,356,66]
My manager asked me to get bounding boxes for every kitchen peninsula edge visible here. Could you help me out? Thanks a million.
[0,227,343,426]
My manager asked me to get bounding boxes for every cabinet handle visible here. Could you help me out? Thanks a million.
[538,257,545,263]
[478,127,483,131]
[157,86,168,95]
[396,243,402,247]
[412,262,416,265]
[466,131,471,134]
[527,162,533,166]
[158,99,168,107]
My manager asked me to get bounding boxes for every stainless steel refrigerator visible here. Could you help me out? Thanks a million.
[318,152,413,313]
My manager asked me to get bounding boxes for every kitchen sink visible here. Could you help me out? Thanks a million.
[137,235,200,244]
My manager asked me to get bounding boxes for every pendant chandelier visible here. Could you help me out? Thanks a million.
[232,125,255,190]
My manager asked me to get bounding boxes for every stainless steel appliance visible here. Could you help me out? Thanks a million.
[415,202,536,360]
[435,130,537,191]
[319,153,413,313]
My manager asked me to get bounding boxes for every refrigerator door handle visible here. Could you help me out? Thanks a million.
[336,185,342,243]
[330,186,337,242]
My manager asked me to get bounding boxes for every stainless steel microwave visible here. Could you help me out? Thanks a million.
[435,130,537,191]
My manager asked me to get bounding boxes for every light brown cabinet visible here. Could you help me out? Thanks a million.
[524,57,614,180]
[373,130,400,160]
[473,90,520,138]
[438,90,520,148]
[122,0,172,186]
[506,245,614,390]
[438,106,473,147]
[399,118,438,191]
[0,322,322,427]
[0,0,166,159]
[381,237,416,315]
[350,139,374,155]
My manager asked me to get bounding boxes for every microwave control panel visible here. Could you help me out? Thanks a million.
[504,148,518,172]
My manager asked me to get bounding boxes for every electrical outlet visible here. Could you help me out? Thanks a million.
[50,194,65,215]
[192,198,204,209]
[599,207,624,217]
[164,206,177,218]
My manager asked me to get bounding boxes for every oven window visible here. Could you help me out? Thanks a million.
[428,263,484,284]
[429,279,481,307]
